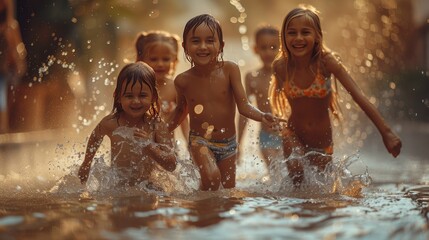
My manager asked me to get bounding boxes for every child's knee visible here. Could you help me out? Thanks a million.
[200,167,221,190]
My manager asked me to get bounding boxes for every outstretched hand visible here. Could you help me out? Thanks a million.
[383,130,402,158]
[262,113,282,123]
[262,113,287,131]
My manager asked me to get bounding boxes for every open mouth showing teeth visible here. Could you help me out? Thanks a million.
[293,45,305,49]
[130,107,143,111]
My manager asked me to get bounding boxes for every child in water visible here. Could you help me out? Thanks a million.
[135,30,190,145]
[270,5,402,186]
[238,24,282,169]
[78,62,177,187]
[168,14,277,191]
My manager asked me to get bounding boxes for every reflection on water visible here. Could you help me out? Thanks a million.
[0,183,428,239]
[0,128,429,240]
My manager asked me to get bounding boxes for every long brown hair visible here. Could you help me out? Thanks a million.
[269,5,341,120]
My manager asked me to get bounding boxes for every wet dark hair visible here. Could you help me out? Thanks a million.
[182,13,224,66]
[254,24,279,43]
[112,62,160,119]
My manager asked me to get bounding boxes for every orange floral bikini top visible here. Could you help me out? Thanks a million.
[284,68,332,99]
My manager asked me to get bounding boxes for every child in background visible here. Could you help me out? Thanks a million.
[135,30,190,146]
[238,24,282,169]
[168,14,277,191]
[0,0,26,133]
[270,5,402,186]
[78,62,176,187]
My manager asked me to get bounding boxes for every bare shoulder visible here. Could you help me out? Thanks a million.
[223,60,239,70]
[321,51,344,73]
[174,71,190,88]
[222,61,240,79]
[272,57,286,80]
[97,114,118,134]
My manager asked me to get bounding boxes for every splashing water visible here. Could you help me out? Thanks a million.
[2,1,428,239]
[239,150,372,198]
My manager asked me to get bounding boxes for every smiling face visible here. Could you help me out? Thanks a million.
[255,33,279,68]
[183,23,223,66]
[284,15,318,60]
[143,43,176,80]
[119,81,153,121]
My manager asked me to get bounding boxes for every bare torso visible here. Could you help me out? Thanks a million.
[288,96,332,148]
[177,62,237,140]
[286,63,333,149]
[101,116,156,180]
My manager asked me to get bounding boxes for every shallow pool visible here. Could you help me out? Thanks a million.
[0,123,428,240]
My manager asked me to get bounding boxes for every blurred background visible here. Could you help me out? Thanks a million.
[0,0,428,180]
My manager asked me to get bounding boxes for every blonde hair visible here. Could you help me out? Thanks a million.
[270,5,341,120]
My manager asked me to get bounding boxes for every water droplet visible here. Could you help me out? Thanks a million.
[194,104,204,114]
[149,9,160,18]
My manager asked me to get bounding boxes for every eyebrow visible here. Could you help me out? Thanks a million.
[287,26,312,30]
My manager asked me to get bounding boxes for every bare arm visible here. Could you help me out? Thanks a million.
[167,75,189,132]
[78,122,105,184]
[325,53,402,157]
[229,62,276,125]
[238,72,252,144]
[238,73,257,148]
[136,120,177,172]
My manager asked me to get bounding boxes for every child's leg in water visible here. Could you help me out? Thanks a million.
[217,154,237,188]
[282,128,305,186]
[307,146,333,172]
[189,142,221,191]
[283,128,334,186]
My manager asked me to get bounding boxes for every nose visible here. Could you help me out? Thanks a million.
[132,96,140,103]
[159,58,167,64]
[200,41,207,49]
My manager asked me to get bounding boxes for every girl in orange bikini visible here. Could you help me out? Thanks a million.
[270,5,402,186]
